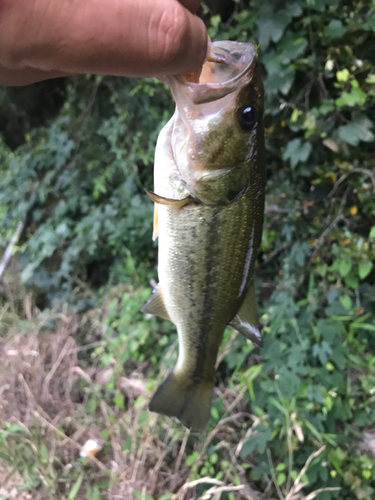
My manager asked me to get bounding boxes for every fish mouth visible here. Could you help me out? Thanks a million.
[167,41,257,105]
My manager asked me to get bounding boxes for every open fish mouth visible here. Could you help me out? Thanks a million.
[168,41,257,105]
[166,41,260,182]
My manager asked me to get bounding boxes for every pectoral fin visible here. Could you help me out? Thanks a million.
[230,282,262,347]
[140,284,171,321]
[145,189,192,208]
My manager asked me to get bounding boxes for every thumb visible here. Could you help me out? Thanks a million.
[0,0,208,80]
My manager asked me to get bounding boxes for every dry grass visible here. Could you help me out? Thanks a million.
[0,268,337,500]
[0,311,266,499]
[0,310,79,424]
[0,273,266,499]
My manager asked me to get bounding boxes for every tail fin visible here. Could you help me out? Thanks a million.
[149,372,214,431]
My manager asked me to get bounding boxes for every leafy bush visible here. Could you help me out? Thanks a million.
[1,77,171,305]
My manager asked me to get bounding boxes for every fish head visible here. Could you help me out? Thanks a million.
[167,41,265,204]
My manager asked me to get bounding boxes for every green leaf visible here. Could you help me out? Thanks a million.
[133,492,154,500]
[40,444,49,464]
[355,326,375,338]
[362,470,371,480]
[277,472,287,485]
[276,463,286,471]
[122,438,132,452]
[186,451,200,466]
[324,20,346,38]
[336,69,350,82]
[244,363,264,382]
[304,420,323,441]
[336,86,367,107]
[134,396,147,409]
[138,411,148,424]
[283,138,312,168]
[257,3,302,49]
[358,262,373,280]
[290,242,311,267]
[269,397,288,415]
[291,109,301,122]
[257,17,286,48]
[344,274,359,290]
[68,474,84,500]
[114,392,124,409]
[278,32,308,64]
[86,486,101,500]
[337,115,374,146]
[211,406,220,420]
[338,259,352,277]
[340,295,352,311]
[312,343,332,367]
[290,470,298,482]
[278,367,302,399]
[369,226,375,239]
[241,426,272,457]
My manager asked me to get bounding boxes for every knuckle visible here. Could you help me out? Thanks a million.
[0,0,31,70]
[0,11,15,68]
[149,4,191,65]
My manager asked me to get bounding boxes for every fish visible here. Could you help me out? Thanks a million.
[142,41,266,431]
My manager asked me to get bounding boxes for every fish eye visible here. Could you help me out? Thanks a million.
[238,106,257,131]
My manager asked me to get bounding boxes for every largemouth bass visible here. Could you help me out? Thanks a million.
[142,41,265,431]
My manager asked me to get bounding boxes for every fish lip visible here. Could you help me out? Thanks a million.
[167,41,257,105]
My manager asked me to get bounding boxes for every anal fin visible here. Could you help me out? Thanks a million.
[141,284,171,321]
[230,281,262,347]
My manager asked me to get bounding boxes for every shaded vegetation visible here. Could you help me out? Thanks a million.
[1,1,375,499]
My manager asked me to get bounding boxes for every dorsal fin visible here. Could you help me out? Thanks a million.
[141,284,171,321]
[230,281,262,346]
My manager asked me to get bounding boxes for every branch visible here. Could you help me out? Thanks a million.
[328,166,375,198]
[0,192,36,280]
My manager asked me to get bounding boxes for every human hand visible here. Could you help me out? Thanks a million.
[0,0,208,86]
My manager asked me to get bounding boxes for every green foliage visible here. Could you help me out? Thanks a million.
[211,1,375,498]
[0,422,58,493]
[93,281,178,391]
[1,0,375,499]
[0,77,172,305]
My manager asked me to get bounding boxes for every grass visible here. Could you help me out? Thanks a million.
[0,268,341,500]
